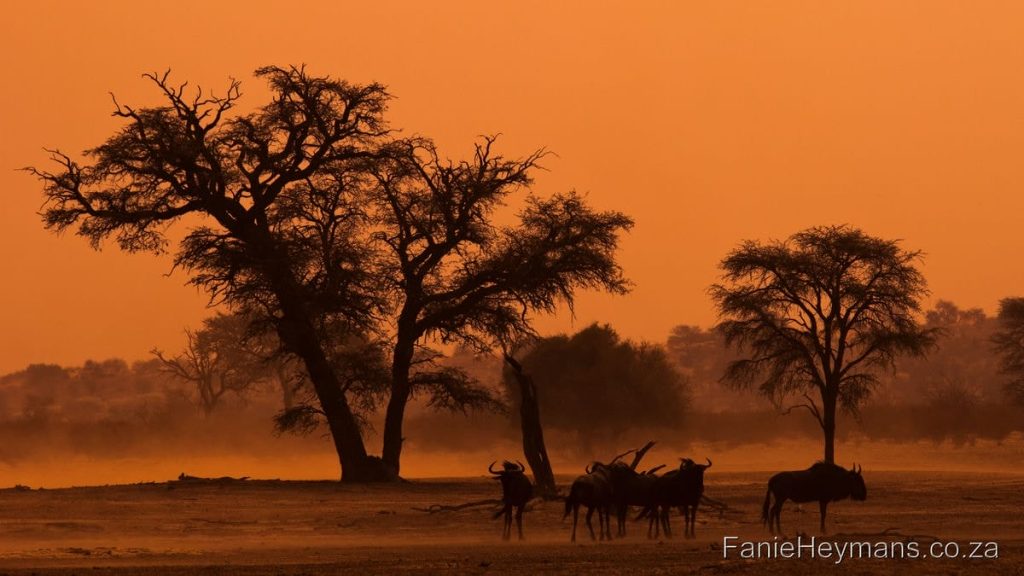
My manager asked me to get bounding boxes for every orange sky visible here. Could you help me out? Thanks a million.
[2,1,1023,375]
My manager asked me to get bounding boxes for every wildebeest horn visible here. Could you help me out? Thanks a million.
[585,462,593,474]
[705,457,712,468]
[488,461,500,474]
[515,460,526,472]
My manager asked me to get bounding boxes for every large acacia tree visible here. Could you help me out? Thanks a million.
[367,137,634,476]
[710,225,935,463]
[28,66,634,481]
[28,66,392,481]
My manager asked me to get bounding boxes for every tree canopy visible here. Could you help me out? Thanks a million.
[502,324,689,449]
[993,297,1024,404]
[366,137,634,473]
[27,65,634,480]
[28,65,393,480]
[710,225,936,462]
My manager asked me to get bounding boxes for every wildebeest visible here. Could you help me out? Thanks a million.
[489,460,533,540]
[762,462,867,534]
[605,462,661,538]
[643,457,712,539]
[563,462,615,542]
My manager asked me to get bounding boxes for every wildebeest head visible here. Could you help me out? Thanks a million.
[848,463,866,501]
[489,460,533,508]
[489,460,526,477]
[585,461,614,477]
[680,457,712,474]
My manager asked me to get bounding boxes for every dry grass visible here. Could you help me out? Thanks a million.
[0,471,1022,574]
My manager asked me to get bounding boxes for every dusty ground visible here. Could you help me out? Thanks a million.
[0,471,1022,575]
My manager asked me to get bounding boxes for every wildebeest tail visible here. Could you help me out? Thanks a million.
[762,487,772,526]
[563,483,580,519]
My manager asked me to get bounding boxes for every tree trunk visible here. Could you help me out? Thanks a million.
[254,240,390,482]
[504,354,557,497]
[822,390,837,464]
[276,365,296,411]
[277,313,391,482]
[382,336,415,477]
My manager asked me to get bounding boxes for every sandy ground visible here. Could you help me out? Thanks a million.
[0,471,1022,574]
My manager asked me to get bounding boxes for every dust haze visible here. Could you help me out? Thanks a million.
[4,3,1024,574]
[3,301,1021,489]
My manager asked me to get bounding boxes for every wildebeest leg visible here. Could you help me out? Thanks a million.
[586,506,597,541]
[770,500,784,535]
[504,506,512,540]
[819,501,828,534]
[646,507,657,539]
[616,503,626,537]
[604,506,613,540]
[762,488,772,530]
[571,504,579,543]
[515,505,525,540]
[661,506,672,539]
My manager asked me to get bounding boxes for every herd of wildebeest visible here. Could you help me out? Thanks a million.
[488,456,868,542]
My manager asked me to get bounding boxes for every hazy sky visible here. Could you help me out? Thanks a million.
[2,1,1023,374]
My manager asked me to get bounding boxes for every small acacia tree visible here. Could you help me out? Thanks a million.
[993,297,1024,404]
[152,314,269,414]
[710,225,936,463]
[153,311,348,417]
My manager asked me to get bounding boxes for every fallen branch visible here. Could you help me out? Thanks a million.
[629,441,657,469]
[642,464,666,476]
[700,495,743,518]
[609,441,657,470]
[175,473,250,482]
[411,498,502,514]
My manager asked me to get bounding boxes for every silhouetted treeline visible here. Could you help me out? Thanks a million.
[399,302,1024,452]
[1,300,1021,465]
[0,359,313,463]
[0,360,188,423]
